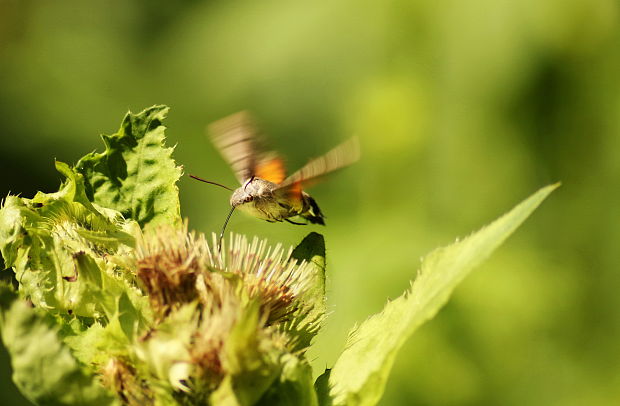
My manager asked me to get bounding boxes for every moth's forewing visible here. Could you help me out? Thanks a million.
[208,111,260,184]
[208,111,289,186]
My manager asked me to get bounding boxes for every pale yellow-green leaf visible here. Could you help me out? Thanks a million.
[319,184,559,406]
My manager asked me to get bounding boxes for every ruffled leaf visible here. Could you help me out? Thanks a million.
[75,105,182,229]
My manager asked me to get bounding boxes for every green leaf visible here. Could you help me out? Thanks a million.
[291,232,326,318]
[317,184,559,406]
[75,105,182,229]
[0,196,28,268]
[53,161,99,211]
[0,107,185,406]
[288,232,326,351]
[0,286,118,406]
[0,170,148,321]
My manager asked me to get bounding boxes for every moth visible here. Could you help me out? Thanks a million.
[190,111,360,246]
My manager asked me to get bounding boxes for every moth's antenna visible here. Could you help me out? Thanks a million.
[218,206,236,251]
[189,174,234,191]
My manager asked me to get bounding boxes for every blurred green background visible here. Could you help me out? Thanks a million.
[1,0,619,405]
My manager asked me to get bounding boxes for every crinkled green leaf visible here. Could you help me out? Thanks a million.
[318,184,559,406]
[0,286,118,406]
[0,107,189,406]
[75,105,182,229]
[0,164,148,323]
[0,196,29,268]
[53,161,99,211]
[0,161,150,405]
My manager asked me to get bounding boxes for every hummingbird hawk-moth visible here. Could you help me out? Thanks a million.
[190,111,360,246]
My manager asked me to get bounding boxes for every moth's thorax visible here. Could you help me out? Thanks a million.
[230,178,278,207]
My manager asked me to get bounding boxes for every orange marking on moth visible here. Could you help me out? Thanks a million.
[256,158,287,184]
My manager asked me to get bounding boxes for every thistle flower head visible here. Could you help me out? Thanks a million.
[135,224,208,318]
[133,224,325,399]
[216,233,315,324]
[135,224,315,327]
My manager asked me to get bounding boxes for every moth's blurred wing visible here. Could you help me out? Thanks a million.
[255,155,287,184]
[277,137,360,190]
[208,111,260,184]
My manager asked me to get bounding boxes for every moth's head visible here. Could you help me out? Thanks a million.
[230,178,276,207]
[230,187,255,207]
